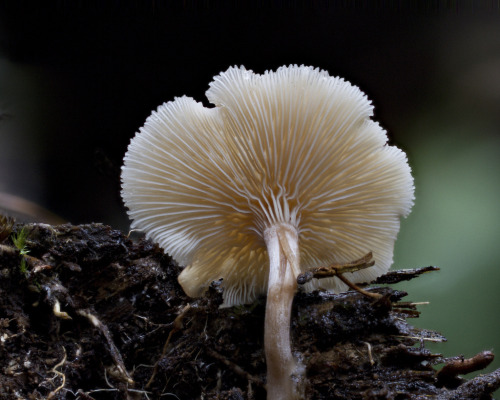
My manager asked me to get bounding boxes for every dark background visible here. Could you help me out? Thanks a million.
[0,3,438,226]
[1,1,499,385]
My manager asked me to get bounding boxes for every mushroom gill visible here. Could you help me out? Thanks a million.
[121,65,414,399]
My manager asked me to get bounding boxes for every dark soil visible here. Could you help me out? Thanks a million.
[0,221,498,399]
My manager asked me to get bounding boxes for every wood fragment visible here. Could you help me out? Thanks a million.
[297,252,374,284]
[373,266,440,284]
[297,252,385,299]
[437,351,495,380]
[441,367,500,399]
[77,309,134,385]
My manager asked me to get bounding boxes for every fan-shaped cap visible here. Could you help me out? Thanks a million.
[121,65,414,307]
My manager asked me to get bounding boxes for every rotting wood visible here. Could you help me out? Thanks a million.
[0,221,498,399]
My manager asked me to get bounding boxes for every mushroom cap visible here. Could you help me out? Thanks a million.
[121,65,414,307]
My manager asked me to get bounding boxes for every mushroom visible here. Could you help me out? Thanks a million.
[121,65,414,399]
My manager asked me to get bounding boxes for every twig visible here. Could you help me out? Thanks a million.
[77,309,134,384]
[146,304,192,389]
[336,273,382,300]
[393,335,445,343]
[297,252,385,299]
[297,252,375,284]
[206,348,265,388]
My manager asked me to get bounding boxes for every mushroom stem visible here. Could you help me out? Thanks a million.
[264,223,302,400]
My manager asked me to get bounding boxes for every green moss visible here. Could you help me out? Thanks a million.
[11,227,30,275]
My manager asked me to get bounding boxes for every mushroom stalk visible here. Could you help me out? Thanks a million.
[264,223,301,400]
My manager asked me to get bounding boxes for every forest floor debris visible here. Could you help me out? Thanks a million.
[0,222,498,399]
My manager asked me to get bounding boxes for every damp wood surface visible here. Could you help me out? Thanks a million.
[0,222,498,400]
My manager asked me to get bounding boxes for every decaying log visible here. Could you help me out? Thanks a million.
[0,222,498,399]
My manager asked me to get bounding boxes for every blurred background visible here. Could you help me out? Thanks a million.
[0,2,499,387]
